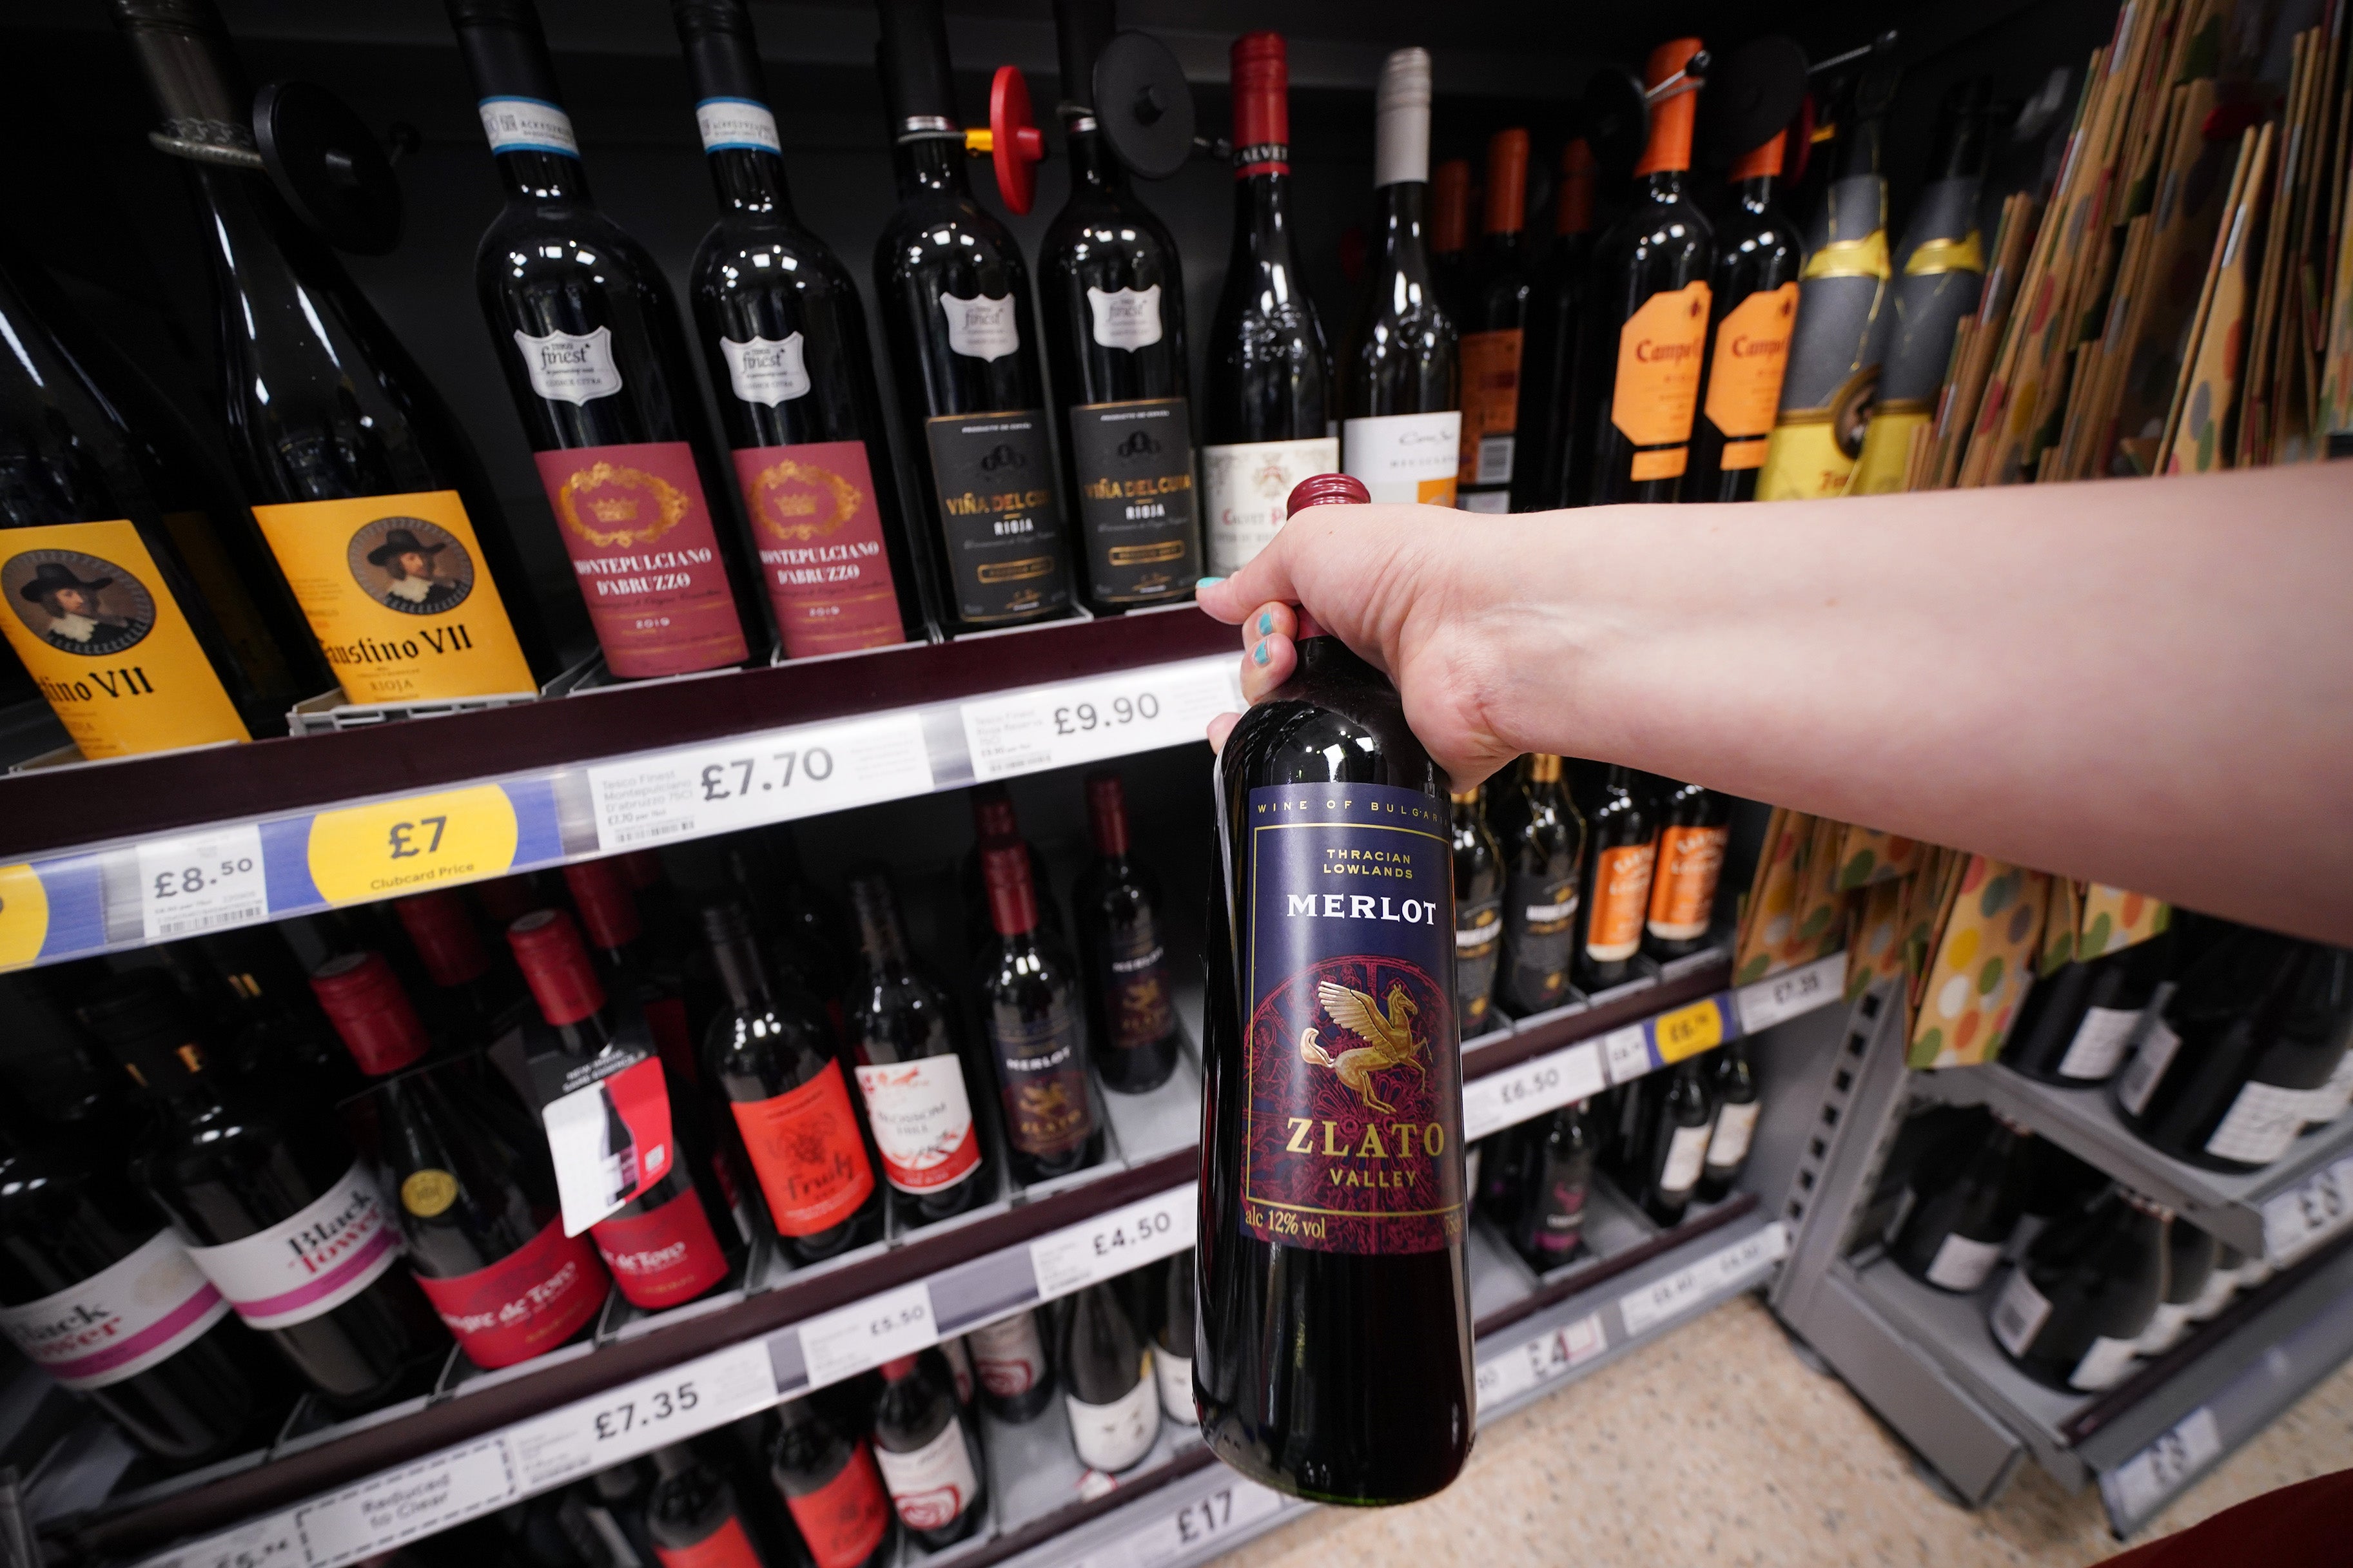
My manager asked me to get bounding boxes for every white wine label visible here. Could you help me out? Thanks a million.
[2056,1005,2143,1081]
[1201,436,1338,576]
[2114,1020,2181,1118]
[872,1418,980,1531]
[1475,434,1516,485]
[1342,411,1463,504]
[2134,1301,2195,1357]
[0,1230,230,1390]
[720,332,810,407]
[513,325,623,405]
[183,1161,404,1330]
[1923,1232,2006,1292]
[2183,1266,2238,1322]
[967,1313,1046,1396]
[2068,1333,2143,1391]
[1457,489,1510,513]
[939,293,1020,360]
[852,1056,981,1194]
[2203,1080,2312,1166]
[2301,1055,2353,1126]
[1657,1123,1711,1194]
[1155,1345,1194,1423]
[1989,1268,2053,1357]
[1066,1359,1158,1473]
[1086,285,1164,350]
[478,97,580,157]
[694,97,783,154]
[1704,1100,1762,1172]
[1526,896,1579,924]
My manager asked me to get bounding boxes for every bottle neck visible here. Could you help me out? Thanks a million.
[1641,169,1687,205]
[1375,181,1432,269]
[707,146,798,218]
[1064,117,1128,196]
[893,133,971,197]
[848,889,911,974]
[1737,175,1775,213]
[497,148,589,203]
[981,846,1041,940]
[712,931,774,1012]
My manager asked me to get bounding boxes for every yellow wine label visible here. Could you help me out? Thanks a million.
[249,491,534,706]
[0,519,251,758]
[307,784,520,905]
[1755,418,1854,500]
[1849,405,1929,495]
[1611,281,1712,448]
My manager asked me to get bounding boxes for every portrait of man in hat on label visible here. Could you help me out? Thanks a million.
[349,516,474,617]
[5,552,155,657]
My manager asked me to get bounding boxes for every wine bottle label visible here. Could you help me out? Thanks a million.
[873,1417,980,1530]
[477,97,581,158]
[1610,280,1713,480]
[1704,1098,1761,1171]
[731,1060,878,1236]
[513,325,625,406]
[854,1057,982,1194]
[1699,284,1798,468]
[967,1313,1046,1395]
[590,1184,730,1309]
[1454,899,1502,954]
[1585,840,1658,962]
[183,1161,404,1331]
[988,999,1095,1157]
[939,293,1020,360]
[2114,1019,2182,1118]
[2134,1300,2195,1357]
[1238,782,1465,1255]
[534,442,752,678]
[921,410,1072,623]
[249,491,538,704]
[2056,1005,2143,1081]
[1066,1357,1158,1473]
[1456,895,1502,1031]
[732,441,906,657]
[1647,823,1728,942]
[1456,329,1523,484]
[694,97,783,155]
[781,1444,892,1568]
[1342,411,1461,505]
[0,1229,230,1391]
[1201,436,1338,576]
[2068,1333,2143,1391]
[413,1216,606,1370]
[1989,1268,2053,1358]
[719,332,811,405]
[1502,871,1579,1011]
[1085,285,1164,350]
[1068,397,1199,603]
[654,1515,764,1568]
[1100,924,1177,1052]
[1656,1122,1710,1195]
[534,1050,676,1235]
[1922,1232,2005,1292]
[0,521,253,757]
[2303,1055,2353,1125]
[1155,1344,1194,1422]
[2203,1080,2313,1166]
[2184,1266,2238,1322]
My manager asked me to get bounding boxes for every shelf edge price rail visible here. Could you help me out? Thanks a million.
[1029,1181,1195,1302]
[1616,1221,1790,1338]
[1473,1311,1608,1411]
[959,653,1242,782]
[1463,1041,1606,1142]
[794,1277,939,1392]
[587,710,934,850]
[2100,1406,2221,1530]
[1125,1475,1290,1568]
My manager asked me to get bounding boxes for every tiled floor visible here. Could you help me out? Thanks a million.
[1215,1293,2353,1567]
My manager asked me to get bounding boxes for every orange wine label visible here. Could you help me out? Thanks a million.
[0,519,250,757]
[1456,329,1524,482]
[1702,284,1797,442]
[1720,438,1770,470]
[1611,281,1712,449]
[1648,824,1729,941]
[1585,840,1657,962]
[1628,447,1687,481]
[249,490,535,705]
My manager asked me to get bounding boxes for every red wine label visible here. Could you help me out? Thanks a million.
[1456,329,1523,485]
[1201,436,1338,576]
[922,410,1071,623]
[987,1000,1094,1158]
[731,1060,877,1235]
[0,1229,230,1390]
[534,442,750,678]
[1647,824,1728,942]
[1611,280,1713,479]
[872,1417,981,1531]
[248,490,537,704]
[1585,841,1657,962]
[852,1056,982,1194]
[414,1216,607,1370]
[1066,396,1199,603]
[1502,870,1579,1009]
[782,1442,892,1568]
[653,1515,763,1568]
[182,1161,404,1330]
[967,1312,1045,1395]
[591,1184,730,1309]
[1239,783,1465,1255]
[0,520,253,757]
[1701,284,1797,460]
[730,441,906,657]
[1100,924,1176,1052]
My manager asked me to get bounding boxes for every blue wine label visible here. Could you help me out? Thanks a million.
[1241,783,1465,1254]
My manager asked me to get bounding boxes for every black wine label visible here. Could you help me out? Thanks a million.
[988,1002,1093,1157]
[1101,922,1176,1052]
[923,411,1071,624]
[1239,783,1465,1255]
[1065,396,1198,603]
[1502,869,1580,1011]
[1454,894,1502,1032]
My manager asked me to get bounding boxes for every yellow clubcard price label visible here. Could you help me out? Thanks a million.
[307,786,519,905]
[0,864,49,970]
[1655,998,1726,1063]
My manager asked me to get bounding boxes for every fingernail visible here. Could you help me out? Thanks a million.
[1196,576,1225,588]
[1253,639,1270,666]
[1256,611,1274,635]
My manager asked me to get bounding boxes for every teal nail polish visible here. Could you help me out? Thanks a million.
[1256,611,1274,635]
[1253,639,1270,666]
[1196,576,1225,588]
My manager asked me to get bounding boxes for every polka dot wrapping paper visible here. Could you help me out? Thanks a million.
[1905,856,2053,1069]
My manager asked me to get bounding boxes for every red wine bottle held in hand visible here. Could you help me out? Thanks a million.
[1198,472,1474,1505]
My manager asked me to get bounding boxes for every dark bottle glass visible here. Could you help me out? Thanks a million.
[190,925,362,1105]
[1202,32,1334,579]
[1157,1248,1196,1422]
[77,973,439,1408]
[672,0,928,657]
[1496,753,1585,1014]
[590,1458,663,1568]
[1643,780,1730,960]
[959,785,1064,946]
[1059,1281,1158,1475]
[1576,765,1658,992]
[975,842,1102,1185]
[1641,1058,1713,1226]
[1454,129,1535,512]
[1200,472,1471,1505]
[1683,131,1802,503]
[871,0,1071,632]
[394,889,527,1049]
[1510,1099,1597,1270]
[1694,1041,1759,1203]
[1073,770,1180,1093]
[112,0,556,706]
[771,1395,895,1568]
[842,867,989,1228]
[1989,1185,2167,1393]
[2003,926,2175,1087]
[449,0,763,679]
[1574,38,1716,504]
[1429,159,1471,315]
[646,1442,770,1568]
[965,1308,1055,1422]
[1450,786,1505,1038]
[2135,1221,2218,1358]
[870,1350,986,1548]
[698,902,882,1263]
[1476,1123,1533,1231]
[1340,50,1460,507]
[1888,1110,2031,1293]
[1512,139,1597,512]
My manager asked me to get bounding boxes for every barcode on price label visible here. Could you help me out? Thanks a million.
[1030,1182,1195,1301]
[1129,1476,1287,1566]
[2102,1406,2221,1526]
[797,1279,938,1391]
[1733,952,1846,1034]
[2260,1154,2353,1266]
[1601,1024,1655,1085]
[1474,1312,1606,1410]
[588,711,933,850]
[505,1338,779,1489]
[1462,1042,1606,1141]
[961,655,1240,782]
[135,824,267,942]
[1617,1222,1788,1337]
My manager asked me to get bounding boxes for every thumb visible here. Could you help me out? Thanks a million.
[1195,519,1304,626]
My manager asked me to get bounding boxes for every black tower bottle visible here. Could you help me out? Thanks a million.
[1454,130,1534,513]
[871,1350,986,1548]
[1989,1184,2168,1393]
[1450,786,1504,1038]
[1643,779,1730,960]
[673,0,929,656]
[1200,472,1472,1505]
[1496,753,1585,1014]
[1514,140,1598,512]
[975,841,1102,1184]
[1889,1110,2031,1294]
[2002,925,2174,1087]
[451,0,763,679]
[1073,770,1181,1093]
[113,0,554,708]
[1510,1099,1597,1270]
[872,0,1072,632]
[1683,131,1802,503]
[1576,766,1657,992]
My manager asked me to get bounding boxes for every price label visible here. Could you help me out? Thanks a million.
[797,1279,938,1391]
[139,1513,304,1568]
[293,1437,516,1566]
[588,712,932,850]
[1617,1222,1788,1337]
[1462,1042,1606,1141]
[1733,951,1846,1034]
[961,655,1240,782]
[1474,1312,1607,1410]
[2102,1406,2221,1526]
[1653,998,1726,1063]
[307,786,520,906]
[1601,1024,1655,1085]
[135,824,267,942]
[1030,1183,1195,1301]
[0,862,50,971]
[1130,1476,1287,1566]
[505,1339,778,1491]
[2260,1153,2353,1266]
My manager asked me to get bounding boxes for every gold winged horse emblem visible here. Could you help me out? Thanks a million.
[1300,978,1427,1114]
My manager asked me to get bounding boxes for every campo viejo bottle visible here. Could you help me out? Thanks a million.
[1454,129,1536,514]
[1199,471,1472,1504]
[1683,131,1801,504]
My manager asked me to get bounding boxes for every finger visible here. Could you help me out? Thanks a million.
[1196,516,1308,624]
[1238,601,1295,655]
[1240,626,1296,704]
[1207,711,1240,755]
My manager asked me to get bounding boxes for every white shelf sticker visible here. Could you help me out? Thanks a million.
[1129,1475,1287,1567]
[1617,1222,1788,1338]
[797,1279,939,1391]
[1733,951,1846,1035]
[587,711,933,851]
[1030,1182,1195,1302]
[2103,1405,2221,1526]
[293,1437,518,1565]
[960,655,1242,782]
[140,1513,303,1568]
[135,824,268,942]
[1474,1311,1607,1411]
[1463,1042,1607,1142]
[1601,1025,1655,1086]
[505,1337,779,1491]
[2260,1153,2353,1266]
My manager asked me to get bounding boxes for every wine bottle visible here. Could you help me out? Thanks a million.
[965,1310,1055,1422]
[842,869,988,1228]
[113,0,555,707]
[78,972,438,1406]
[395,889,528,1049]
[1199,471,1472,1504]
[1454,130,1534,513]
[1575,765,1657,992]
[189,926,361,1103]
[1059,1281,1158,1475]
[1643,779,1730,960]
[1074,770,1181,1093]
[670,0,928,657]
[770,1395,895,1568]
[0,231,322,757]
[1989,1184,2167,1393]
[1429,159,1472,314]
[2002,927,2174,1087]
[870,1350,986,1548]
[2134,1222,2217,1358]
[645,1442,768,1568]
[1512,140,1597,512]
[1681,132,1802,503]
[312,953,609,1369]
[960,785,1064,945]
[1640,1058,1713,1226]
[1450,785,1505,1038]
[698,902,882,1263]
[975,841,1102,1184]
[1510,1098,1597,1270]
[1496,753,1585,1016]
[1888,1110,2031,1294]
[1576,39,1715,503]
[1202,32,1334,578]
[451,0,763,679]
[763,828,855,1009]
[1696,1038,1760,1202]
[872,0,1072,632]
[1156,1249,1196,1423]
[2187,1243,2243,1322]
[1341,50,1461,507]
